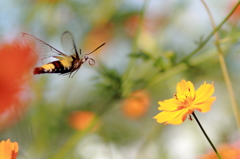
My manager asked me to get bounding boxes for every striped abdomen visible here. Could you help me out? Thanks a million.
[33,61,72,75]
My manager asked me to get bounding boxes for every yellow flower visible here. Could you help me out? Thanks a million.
[0,139,18,159]
[153,80,216,125]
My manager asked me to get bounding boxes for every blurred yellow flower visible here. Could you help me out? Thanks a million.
[153,80,216,125]
[0,139,18,159]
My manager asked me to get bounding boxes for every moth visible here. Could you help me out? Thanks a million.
[22,31,105,78]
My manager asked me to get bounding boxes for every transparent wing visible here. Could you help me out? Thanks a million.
[22,33,67,60]
[61,31,79,57]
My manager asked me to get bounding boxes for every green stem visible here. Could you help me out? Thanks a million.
[122,0,150,97]
[180,1,240,63]
[50,117,98,159]
[147,1,240,88]
[50,97,116,159]
[200,0,240,129]
[192,112,222,159]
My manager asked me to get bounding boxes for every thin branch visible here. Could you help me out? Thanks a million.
[180,1,240,62]
[200,0,240,129]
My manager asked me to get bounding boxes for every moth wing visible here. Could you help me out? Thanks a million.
[39,56,63,65]
[61,31,79,57]
[22,33,67,62]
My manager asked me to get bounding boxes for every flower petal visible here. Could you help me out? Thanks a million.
[153,109,187,124]
[192,97,216,112]
[194,82,215,103]
[176,80,195,97]
[153,80,216,125]
[0,139,18,159]
[165,108,193,125]
[158,98,180,111]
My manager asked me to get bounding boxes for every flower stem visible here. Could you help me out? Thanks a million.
[192,112,222,159]
[180,1,240,62]
[122,0,150,97]
[50,117,98,159]
[200,0,240,129]
[146,1,240,89]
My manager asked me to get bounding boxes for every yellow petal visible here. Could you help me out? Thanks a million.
[0,139,18,159]
[153,109,185,124]
[194,82,215,103]
[192,97,216,112]
[0,140,10,159]
[176,80,195,97]
[165,108,193,125]
[158,98,180,111]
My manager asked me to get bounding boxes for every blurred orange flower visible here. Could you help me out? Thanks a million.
[228,0,240,24]
[83,23,113,54]
[68,111,99,131]
[0,139,19,159]
[0,40,37,128]
[122,90,150,119]
[153,80,216,125]
[124,14,156,37]
[200,144,240,159]
[36,0,60,2]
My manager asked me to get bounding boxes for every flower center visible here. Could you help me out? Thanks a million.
[175,91,193,109]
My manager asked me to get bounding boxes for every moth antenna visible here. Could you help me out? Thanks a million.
[85,43,106,55]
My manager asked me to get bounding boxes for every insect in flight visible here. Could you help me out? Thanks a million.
[22,31,105,78]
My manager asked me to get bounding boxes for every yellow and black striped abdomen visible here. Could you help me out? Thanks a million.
[34,60,73,75]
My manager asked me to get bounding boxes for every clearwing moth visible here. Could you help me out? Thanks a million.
[22,31,105,78]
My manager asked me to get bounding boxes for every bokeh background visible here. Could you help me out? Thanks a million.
[0,0,240,159]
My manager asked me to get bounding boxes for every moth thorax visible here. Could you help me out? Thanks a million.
[74,61,79,68]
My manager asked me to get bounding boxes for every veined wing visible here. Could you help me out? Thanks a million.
[22,33,67,60]
[61,31,79,57]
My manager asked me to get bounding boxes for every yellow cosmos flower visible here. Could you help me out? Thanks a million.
[153,80,216,125]
[0,139,18,159]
